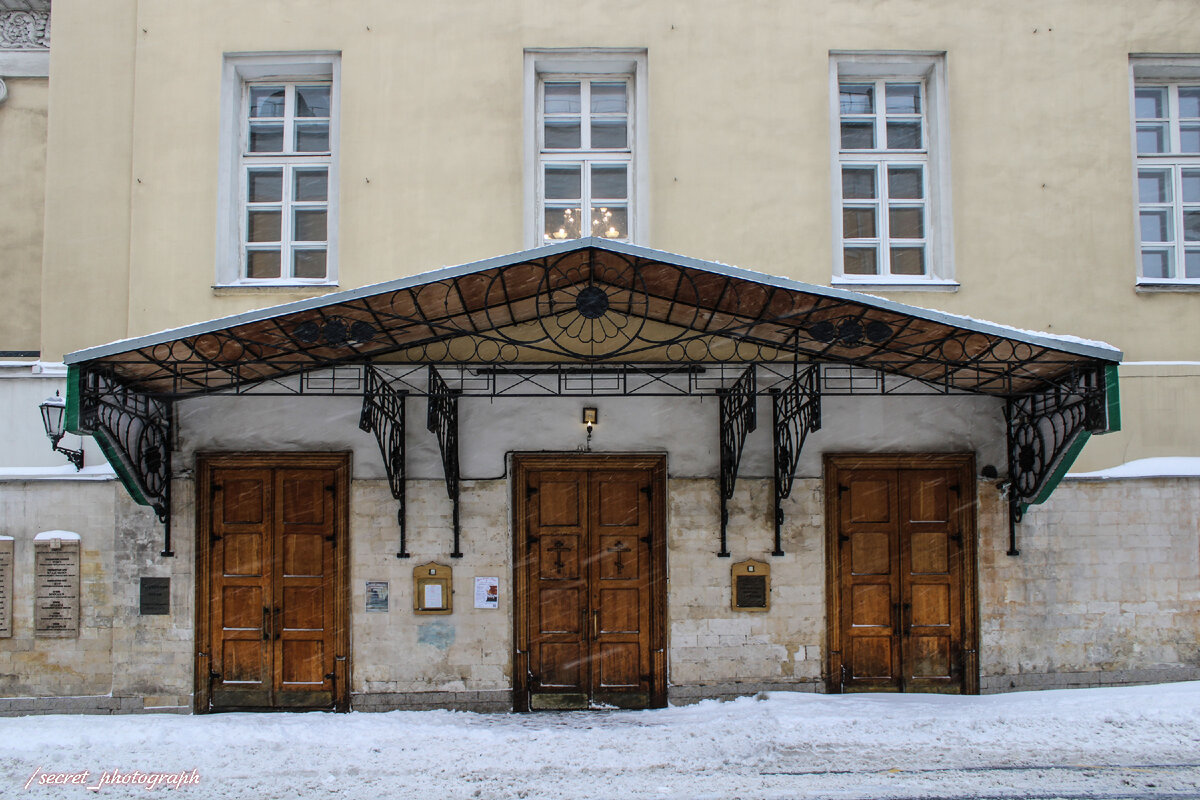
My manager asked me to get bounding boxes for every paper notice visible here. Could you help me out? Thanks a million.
[474,577,499,609]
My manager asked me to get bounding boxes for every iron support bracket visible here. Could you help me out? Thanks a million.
[771,363,821,556]
[1003,367,1112,556]
[359,364,409,558]
[427,366,463,558]
[74,366,175,557]
[717,364,757,557]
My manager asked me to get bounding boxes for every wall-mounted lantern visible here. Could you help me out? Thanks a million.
[39,391,84,470]
[582,407,598,451]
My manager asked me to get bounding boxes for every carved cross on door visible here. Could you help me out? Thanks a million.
[548,539,572,574]
[607,540,631,575]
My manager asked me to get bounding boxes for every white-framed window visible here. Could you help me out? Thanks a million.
[830,54,954,289]
[216,53,340,287]
[525,50,648,248]
[1132,74,1200,285]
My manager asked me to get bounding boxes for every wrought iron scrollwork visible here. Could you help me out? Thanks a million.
[427,366,462,558]
[359,365,409,558]
[1003,367,1112,555]
[717,365,757,557]
[771,364,821,557]
[75,367,175,556]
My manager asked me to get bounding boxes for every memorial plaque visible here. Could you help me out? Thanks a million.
[735,575,767,608]
[0,538,13,638]
[139,577,170,615]
[35,539,80,638]
[731,559,770,612]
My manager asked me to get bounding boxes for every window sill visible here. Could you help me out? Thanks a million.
[213,283,339,297]
[831,278,960,293]
[1135,281,1200,293]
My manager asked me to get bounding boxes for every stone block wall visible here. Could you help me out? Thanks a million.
[666,478,826,702]
[3,470,1196,715]
[350,479,513,711]
[0,479,190,715]
[349,475,829,709]
[978,476,1200,691]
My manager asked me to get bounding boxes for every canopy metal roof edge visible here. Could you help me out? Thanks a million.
[64,238,1123,366]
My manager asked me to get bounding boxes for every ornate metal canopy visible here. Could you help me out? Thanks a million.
[66,239,1118,398]
[63,239,1122,559]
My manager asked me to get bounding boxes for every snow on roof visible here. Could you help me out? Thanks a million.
[1068,457,1200,480]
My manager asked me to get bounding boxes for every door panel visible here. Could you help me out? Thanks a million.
[529,469,589,702]
[517,457,665,710]
[204,458,344,711]
[900,469,962,693]
[840,469,900,689]
[274,468,335,704]
[211,469,273,707]
[831,458,972,694]
[589,469,652,708]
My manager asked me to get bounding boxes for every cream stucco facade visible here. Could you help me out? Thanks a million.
[0,0,1198,713]
[21,0,1200,471]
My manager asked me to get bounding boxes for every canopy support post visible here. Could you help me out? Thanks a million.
[771,363,821,557]
[717,364,757,558]
[1003,367,1114,556]
[359,365,409,558]
[428,366,463,558]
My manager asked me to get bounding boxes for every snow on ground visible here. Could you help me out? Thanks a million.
[2,682,1199,800]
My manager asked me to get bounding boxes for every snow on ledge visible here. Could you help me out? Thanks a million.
[1067,457,1200,481]
[0,535,12,541]
[33,530,81,541]
[0,464,116,482]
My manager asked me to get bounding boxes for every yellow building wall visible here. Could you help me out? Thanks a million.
[0,77,47,354]
[37,0,1200,469]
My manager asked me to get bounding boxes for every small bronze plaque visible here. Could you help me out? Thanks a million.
[139,577,170,615]
[735,575,767,608]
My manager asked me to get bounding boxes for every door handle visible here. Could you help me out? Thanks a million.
[592,610,599,640]
[262,606,270,641]
[274,607,282,641]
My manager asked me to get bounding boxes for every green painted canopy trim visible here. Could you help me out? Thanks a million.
[1024,365,1122,511]
[1105,364,1122,433]
[64,364,81,435]
[62,364,153,509]
[92,428,152,508]
[1027,431,1092,511]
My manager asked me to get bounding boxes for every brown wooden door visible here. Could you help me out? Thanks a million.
[201,455,348,711]
[830,456,975,693]
[515,455,666,710]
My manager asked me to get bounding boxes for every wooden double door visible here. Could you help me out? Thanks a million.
[196,454,350,711]
[514,455,667,710]
[826,455,978,694]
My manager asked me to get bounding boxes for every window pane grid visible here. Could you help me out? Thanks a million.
[539,76,632,243]
[838,77,929,279]
[840,80,925,154]
[241,149,331,281]
[1136,83,1200,281]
